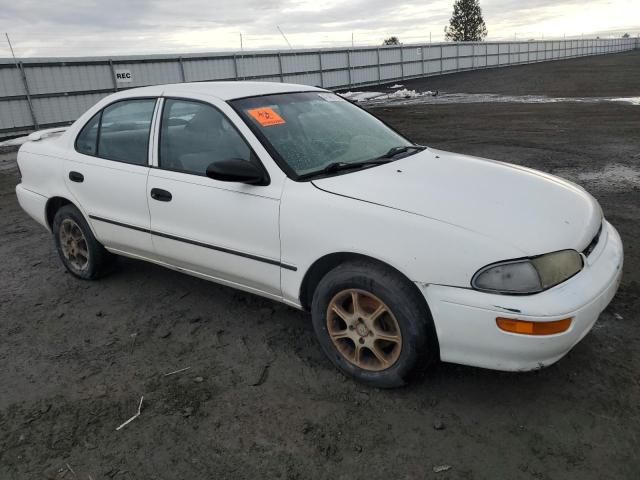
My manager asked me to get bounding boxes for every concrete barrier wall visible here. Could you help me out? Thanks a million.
[1,37,637,137]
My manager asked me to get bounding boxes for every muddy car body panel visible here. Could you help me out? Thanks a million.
[15,82,623,374]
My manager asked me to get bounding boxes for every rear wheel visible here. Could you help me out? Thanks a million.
[311,260,438,388]
[52,205,114,279]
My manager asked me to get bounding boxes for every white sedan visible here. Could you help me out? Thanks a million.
[16,82,623,387]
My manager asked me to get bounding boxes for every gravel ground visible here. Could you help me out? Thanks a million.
[1,51,639,480]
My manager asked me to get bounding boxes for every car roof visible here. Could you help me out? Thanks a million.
[118,81,326,101]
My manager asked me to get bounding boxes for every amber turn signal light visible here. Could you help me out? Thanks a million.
[496,317,572,336]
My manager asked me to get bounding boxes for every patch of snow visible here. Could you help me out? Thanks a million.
[555,163,640,190]
[339,91,386,102]
[390,84,404,89]
[0,135,30,147]
[27,127,67,141]
[339,89,435,104]
[611,97,640,106]
[0,127,68,148]
[343,91,640,107]
[384,88,433,99]
[0,127,67,147]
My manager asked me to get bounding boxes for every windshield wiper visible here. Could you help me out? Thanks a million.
[298,159,393,180]
[298,145,426,180]
[322,159,392,174]
[379,145,427,159]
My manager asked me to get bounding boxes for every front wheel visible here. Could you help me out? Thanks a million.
[311,260,438,388]
[52,204,114,280]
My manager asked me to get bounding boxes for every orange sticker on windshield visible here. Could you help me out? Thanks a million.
[248,107,286,127]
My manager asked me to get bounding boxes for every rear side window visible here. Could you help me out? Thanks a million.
[75,99,156,166]
[98,100,156,165]
[159,99,253,176]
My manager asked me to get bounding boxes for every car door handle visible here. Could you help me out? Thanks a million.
[69,171,84,183]
[150,188,172,202]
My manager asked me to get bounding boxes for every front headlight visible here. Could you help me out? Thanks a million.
[472,250,584,294]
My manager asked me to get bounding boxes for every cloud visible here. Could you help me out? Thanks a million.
[0,0,637,57]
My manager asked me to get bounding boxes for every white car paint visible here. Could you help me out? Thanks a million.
[145,87,293,295]
[15,81,623,372]
[312,149,603,255]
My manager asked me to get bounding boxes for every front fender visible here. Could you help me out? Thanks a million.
[279,179,524,305]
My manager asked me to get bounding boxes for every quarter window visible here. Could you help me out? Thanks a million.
[75,112,100,156]
[75,98,156,166]
[159,99,253,176]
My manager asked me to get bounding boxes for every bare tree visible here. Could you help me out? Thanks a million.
[445,0,487,42]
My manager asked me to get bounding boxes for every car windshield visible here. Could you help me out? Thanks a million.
[231,92,416,179]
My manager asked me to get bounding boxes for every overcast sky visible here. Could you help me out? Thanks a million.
[0,0,638,58]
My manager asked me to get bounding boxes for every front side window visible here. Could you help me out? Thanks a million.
[159,99,253,176]
[75,98,156,166]
[231,92,414,179]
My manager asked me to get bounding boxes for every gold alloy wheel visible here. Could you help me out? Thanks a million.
[59,218,90,271]
[326,289,402,371]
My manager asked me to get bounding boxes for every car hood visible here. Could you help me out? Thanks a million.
[312,148,602,255]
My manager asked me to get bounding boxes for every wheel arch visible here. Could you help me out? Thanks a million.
[299,252,424,312]
[45,196,75,229]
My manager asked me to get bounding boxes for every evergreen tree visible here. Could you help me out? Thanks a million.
[445,0,487,42]
[383,36,401,46]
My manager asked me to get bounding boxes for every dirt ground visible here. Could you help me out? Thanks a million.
[1,51,639,480]
[374,49,640,98]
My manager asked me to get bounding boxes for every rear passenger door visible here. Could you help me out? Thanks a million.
[147,97,283,296]
[65,98,157,257]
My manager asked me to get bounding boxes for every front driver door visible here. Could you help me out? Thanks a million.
[147,97,283,296]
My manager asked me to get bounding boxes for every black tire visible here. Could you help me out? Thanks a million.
[311,260,438,388]
[52,204,114,280]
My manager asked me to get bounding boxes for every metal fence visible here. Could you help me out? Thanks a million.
[1,37,638,138]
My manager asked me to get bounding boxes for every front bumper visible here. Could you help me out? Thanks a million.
[420,221,623,371]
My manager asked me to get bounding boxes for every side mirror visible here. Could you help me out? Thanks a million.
[205,159,267,185]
